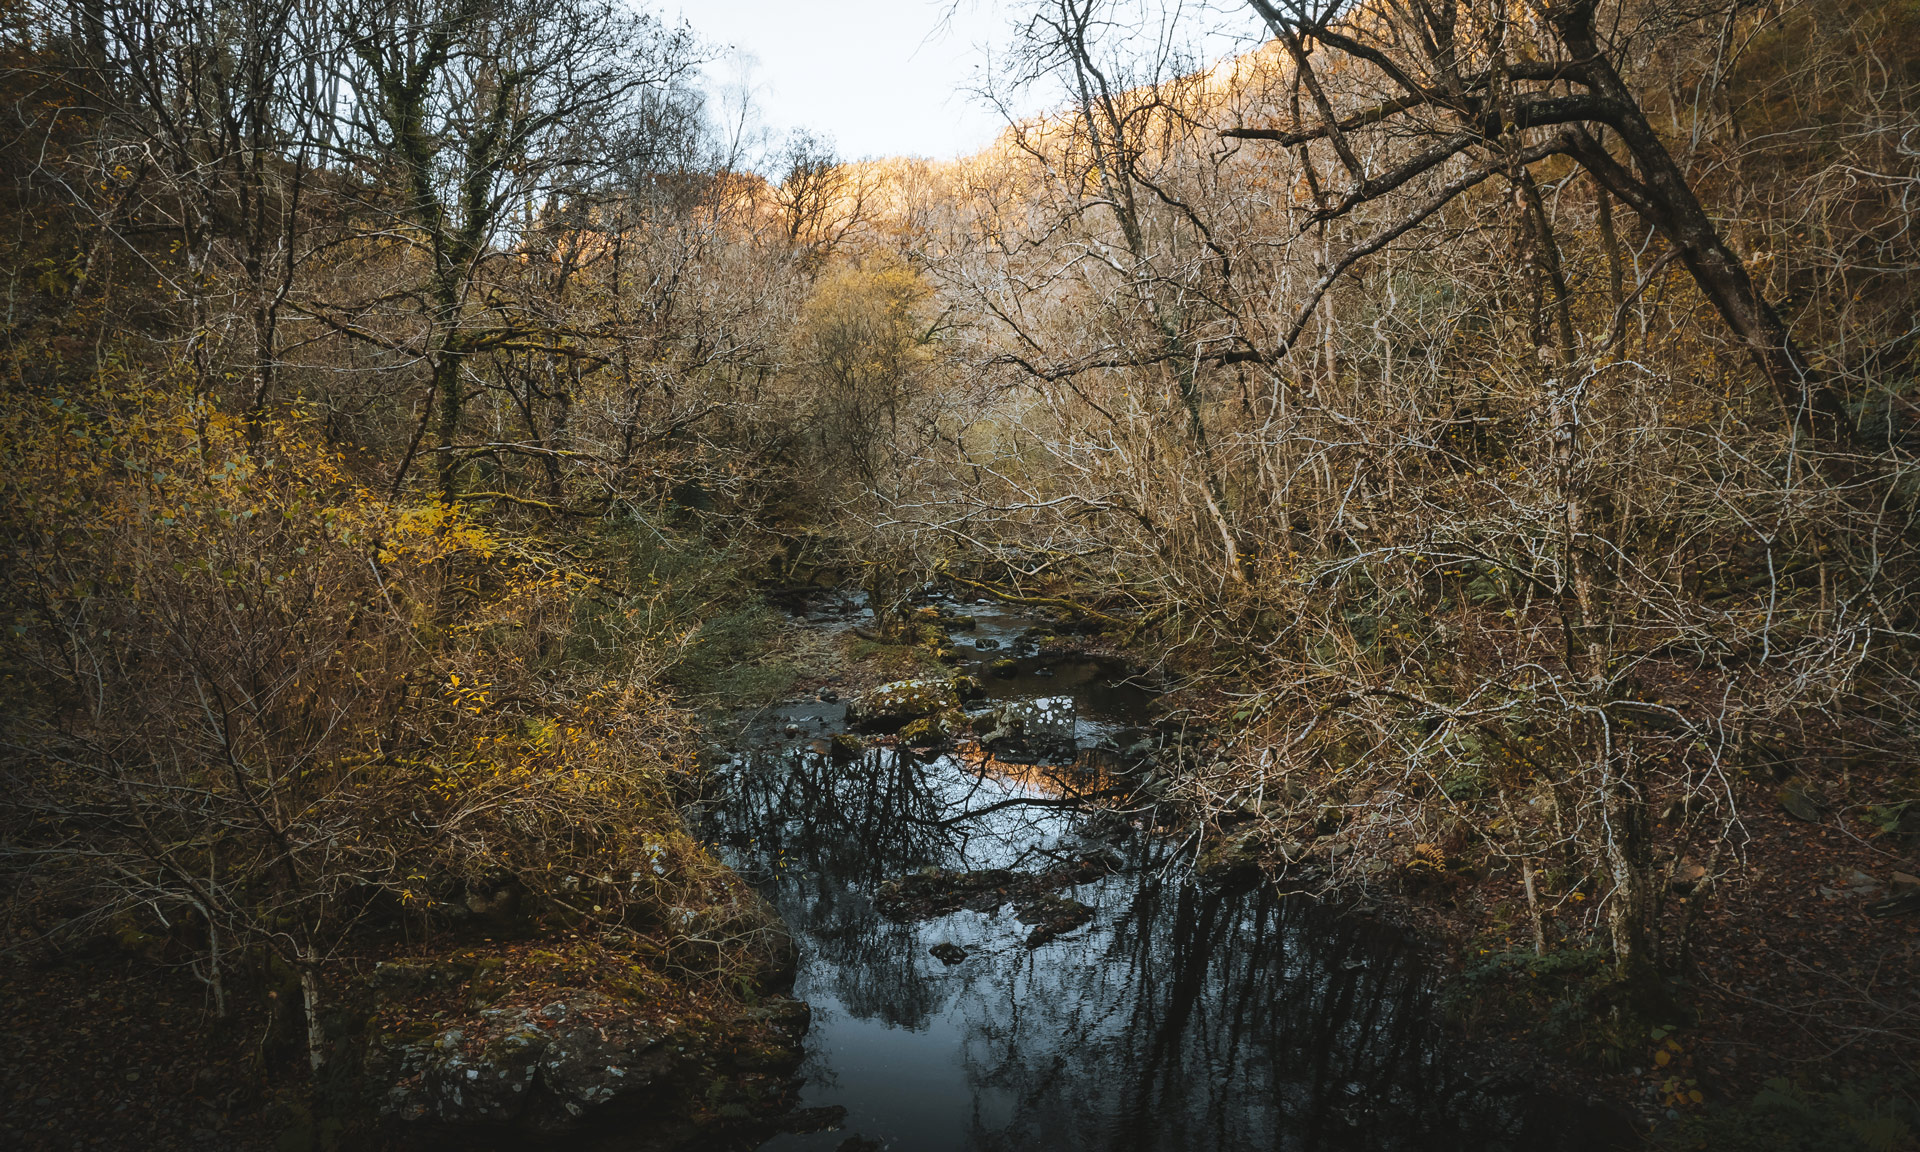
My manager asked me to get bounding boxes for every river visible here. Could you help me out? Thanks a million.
[694,591,1631,1151]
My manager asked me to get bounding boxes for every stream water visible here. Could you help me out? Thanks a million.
[696,593,1632,1152]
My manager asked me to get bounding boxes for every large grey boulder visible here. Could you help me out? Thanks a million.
[371,1017,550,1125]
[528,995,672,1126]
[369,998,636,1128]
[368,990,805,1132]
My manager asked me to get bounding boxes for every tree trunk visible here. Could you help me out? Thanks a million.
[298,961,327,1074]
[1597,742,1656,983]
[1552,13,1846,438]
[434,346,463,501]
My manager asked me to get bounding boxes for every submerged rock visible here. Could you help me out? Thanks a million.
[877,856,1117,932]
[776,1105,848,1133]
[929,942,969,965]
[879,866,1021,918]
[1015,894,1094,947]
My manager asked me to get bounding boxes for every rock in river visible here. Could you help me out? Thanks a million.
[845,679,961,733]
[899,711,965,751]
[976,695,1077,760]
[929,942,969,965]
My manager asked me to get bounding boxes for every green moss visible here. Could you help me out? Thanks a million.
[379,1020,440,1046]
[565,519,799,704]
[668,600,798,703]
[843,634,944,677]
[604,967,668,1002]
[1658,1077,1918,1151]
[898,712,961,747]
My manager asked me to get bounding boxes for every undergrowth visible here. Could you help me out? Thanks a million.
[1656,1077,1920,1151]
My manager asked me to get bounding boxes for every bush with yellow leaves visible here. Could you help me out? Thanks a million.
[0,372,780,1071]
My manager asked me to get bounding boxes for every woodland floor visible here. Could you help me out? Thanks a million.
[1661,806,1918,1095]
[1418,791,1920,1129]
[0,951,293,1152]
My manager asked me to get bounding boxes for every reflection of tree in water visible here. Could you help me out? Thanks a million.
[955,872,1410,1149]
[703,745,982,1029]
[703,741,1621,1151]
[954,861,1611,1151]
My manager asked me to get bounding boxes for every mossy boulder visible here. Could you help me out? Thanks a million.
[896,716,940,747]
[824,731,866,760]
[846,679,961,733]
[898,709,968,750]
[1196,829,1267,890]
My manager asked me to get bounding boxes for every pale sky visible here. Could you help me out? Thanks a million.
[680,1,1024,164]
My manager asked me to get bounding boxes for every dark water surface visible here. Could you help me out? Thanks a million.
[696,596,1629,1152]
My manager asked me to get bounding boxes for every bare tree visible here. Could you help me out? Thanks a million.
[871,0,1920,996]
[324,0,697,498]
[1227,0,1844,435]
[772,130,871,268]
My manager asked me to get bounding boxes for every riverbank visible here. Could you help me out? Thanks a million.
[1,879,804,1152]
[732,582,1918,1147]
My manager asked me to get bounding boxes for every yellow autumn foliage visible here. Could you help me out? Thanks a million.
[0,370,777,984]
